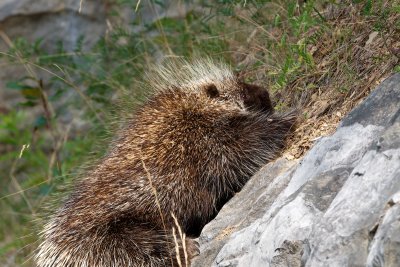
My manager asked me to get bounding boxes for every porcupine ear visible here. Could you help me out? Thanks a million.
[204,84,220,98]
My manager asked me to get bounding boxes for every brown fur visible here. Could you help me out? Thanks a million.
[36,60,296,267]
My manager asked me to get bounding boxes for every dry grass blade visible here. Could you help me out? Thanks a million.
[140,157,175,266]
[172,212,188,267]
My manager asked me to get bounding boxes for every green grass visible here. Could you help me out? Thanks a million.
[1,0,399,265]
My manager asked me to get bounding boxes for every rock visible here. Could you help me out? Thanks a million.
[192,73,400,267]
[0,0,106,52]
[270,240,306,267]
[0,0,107,111]
[193,158,298,266]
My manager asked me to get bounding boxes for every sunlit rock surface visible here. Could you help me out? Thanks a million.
[193,74,400,267]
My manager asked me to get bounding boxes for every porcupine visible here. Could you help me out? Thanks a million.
[36,59,297,267]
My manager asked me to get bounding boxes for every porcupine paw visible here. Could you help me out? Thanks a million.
[174,238,199,266]
[182,238,200,266]
[186,238,200,258]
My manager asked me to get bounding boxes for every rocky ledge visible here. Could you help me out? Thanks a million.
[193,74,400,267]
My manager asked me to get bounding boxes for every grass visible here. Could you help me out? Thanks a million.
[0,0,399,265]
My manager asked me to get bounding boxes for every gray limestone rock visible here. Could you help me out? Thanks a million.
[192,74,400,267]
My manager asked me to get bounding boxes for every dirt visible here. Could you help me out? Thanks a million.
[283,3,400,159]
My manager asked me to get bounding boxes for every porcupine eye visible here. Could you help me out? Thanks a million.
[204,84,220,98]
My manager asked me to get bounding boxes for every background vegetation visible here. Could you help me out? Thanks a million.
[0,0,399,265]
